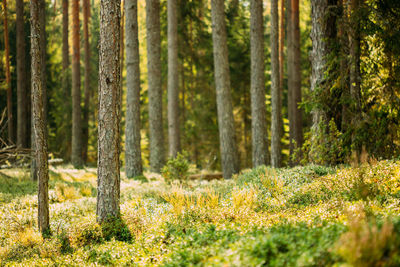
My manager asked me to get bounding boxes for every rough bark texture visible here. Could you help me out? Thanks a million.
[3,0,14,143]
[270,0,281,168]
[97,0,121,223]
[125,0,143,177]
[146,0,165,172]
[167,0,181,158]
[31,0,50,235]
[17,0,28,148]
[82,0,91,163]
[250,0,268,167]
[71,0,83,168]
[211,0,239,179]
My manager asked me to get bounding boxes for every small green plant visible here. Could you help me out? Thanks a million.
[162,152,190,183]
[101,216,132,242]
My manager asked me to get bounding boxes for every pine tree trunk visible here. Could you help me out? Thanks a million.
[270,0,282,168]
[82,0,91,163]
[167,0,181,158]
[211,0,239,179]
[146,0,165,172]
[339,0,350,132]
[71,0,83,168]
[62,0,69,93]
[97,0,121,223]
[16,0,28,148]
[287,0,294,160]
[125,0,143,177]
[31,0,50,235]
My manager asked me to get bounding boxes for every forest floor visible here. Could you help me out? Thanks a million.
[1,161,400,266]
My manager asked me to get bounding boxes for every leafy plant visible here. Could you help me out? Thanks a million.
[162,152,190,183]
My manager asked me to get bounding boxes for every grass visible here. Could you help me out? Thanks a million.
[0,161,400,266]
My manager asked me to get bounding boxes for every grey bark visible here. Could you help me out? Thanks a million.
[270,0,281,168]
[211,0,239,179]
[250,0,269,167]
[71,0,83,168]
[146,0,165,172]
[125,0,143,177]
[97,0,121,223]
[31,0,50,235]
[83,0,91,163]
[167,0,181,158]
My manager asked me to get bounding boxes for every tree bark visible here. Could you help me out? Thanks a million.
[211,0,239,179]
[62,0,69,95]
[82,0,91,163]
[250,0,268,167]
[16,0,28,148]
[31,0,50,235]
[71,0,83,168]
[125,0,143,177]
[97,0,121,223]
[146,0,165,172]
[167,0,181,158]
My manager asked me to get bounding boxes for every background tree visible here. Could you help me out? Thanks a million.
[82,0,91,163]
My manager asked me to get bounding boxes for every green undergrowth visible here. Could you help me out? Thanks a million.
[1,161,400,266]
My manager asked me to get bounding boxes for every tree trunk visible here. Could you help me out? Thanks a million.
[97,0,121,223]
[16,0,28,148]
[62,0,69,94]
[31,0,50,235]
[270,0,282,168]
[146,0,165,172]
[211,0,239,179]
[125,0,143,177]
[167,0,181,158]
[3,0,14,143]
[71,0,83,168]
[82,0,91,163]
[339,0,350,132]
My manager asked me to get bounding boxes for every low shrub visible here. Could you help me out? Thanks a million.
[162,152,190,183]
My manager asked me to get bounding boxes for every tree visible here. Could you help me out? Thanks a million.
[16,0,29,148]
[97,0,121,223]
[270,0,282,167]
[71,0,83,168]
[62,0,69,83]
[167,0,181,158]
[146,0,164,172]
[211,0,239,179]
[250,0,269,167]
[31,0,50,235]
[125,0,143,177]
[3,0,14,143]
[82,0,91,163]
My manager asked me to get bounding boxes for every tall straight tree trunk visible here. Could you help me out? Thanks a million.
[31,0,50,235]
[287,0,294,158]
[250,0,268,167]
[125,0,143,177]
[62,0,69,95]
[279,0,285,93]
[339,0,350,132]
[97,0,121,223]
[82,0,91,163]
[3,0,14,143]
[39,0,47,127]
[167,0,181,158]
[17,0,28,148]
[211,0,239,179]
[71,0,83,168]
[146,0,164,172]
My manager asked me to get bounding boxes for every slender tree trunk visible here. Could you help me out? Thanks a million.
[62,0,69,94]
[167,0,181,158]
[82,0,91,163]
[39,0,47,127]
[125,0,143,177]
[3,0,14,143]
[71,0,83,168]
[97,0,121,223]
[31,0,50,235]
[250,0,268,167]
[287,0,294,159]
[270,0,282,167]
[211,0,239,179]
[279,0,285,94]
[146,0,164,172]
[339,0,350,132]
[16,0,28,148]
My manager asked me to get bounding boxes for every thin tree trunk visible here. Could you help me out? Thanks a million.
[97,0,121,223]
[287,0,294,159]
[279,0,285,94]
[3,0,14,143]
[250,0,268,167]
[16,0,28,148]
[82,0,91,163]
[211,0,239,179]
[146,0,165,172]
[339,0,350,132]
[167,0,181,158]
[71,0,83,168]
[125,0,143,177]
[39,0,46,128]
[62,0,69,94]
[31,0,50,235]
